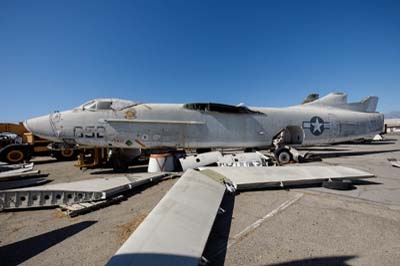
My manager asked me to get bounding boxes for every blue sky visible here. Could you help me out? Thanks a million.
[1,0,399,122]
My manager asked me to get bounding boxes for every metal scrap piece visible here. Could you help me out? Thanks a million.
[0,177,49,190]
[388,158,400,168]
[0,173,168,211]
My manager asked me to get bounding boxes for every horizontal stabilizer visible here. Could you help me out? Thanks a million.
[304,93,379,113]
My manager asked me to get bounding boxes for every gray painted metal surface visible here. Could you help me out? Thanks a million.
[179,151,271,171]
[217,152,270,167]
[0,162,34,172]
[107,169,226,266]
[0,163,37,181]
[0,173,167,210]
[24,93,384,153]
[202,165,374,190]
[388,158,400,168]
[0,177,49,190]
[179,151,222,171]
[59,194,125,217]
[0,170,41,181]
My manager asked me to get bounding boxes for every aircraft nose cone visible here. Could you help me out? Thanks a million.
[24,115,58,141]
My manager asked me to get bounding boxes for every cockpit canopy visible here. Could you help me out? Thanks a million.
[78,98,139,111]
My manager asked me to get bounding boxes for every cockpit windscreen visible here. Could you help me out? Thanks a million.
[79,99,139,111]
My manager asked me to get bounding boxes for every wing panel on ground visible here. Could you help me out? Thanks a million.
[201,165,374,190]
[0,173,168,210]
[107,169,226,266]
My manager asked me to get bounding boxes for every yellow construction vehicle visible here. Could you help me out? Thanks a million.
[0,122,77,163]
[75,147,110,169]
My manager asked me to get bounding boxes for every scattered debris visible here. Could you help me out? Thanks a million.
[0,162,49,190]
[180,151,222,171]
[179,151,273,171]
[0,177,49,190]
[388,158,400,168]
[0,169,41,181]
[0,162,35,179]
[0,173,169,211]
[58,194,126,217]
[217,152,272,167]
[0,162,33,172]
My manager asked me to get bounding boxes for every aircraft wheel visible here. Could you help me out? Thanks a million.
[322,179,354,190]
[275,148,292,164]
[53,149,76,161]
[61,149,74,158]
[5,149,25,164]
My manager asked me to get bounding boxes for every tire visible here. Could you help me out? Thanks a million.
[5,149,26,164]
[275,148,293,164]
[53,149,76,161]
[322,180,354,190]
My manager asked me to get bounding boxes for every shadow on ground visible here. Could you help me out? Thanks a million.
[202,191,235,266]
[236,178,381,194]
[315,149,400,159]
[31,159,59,165]
[297,147,351,152]
[90,165,148,175]
[264,255,357,266]
[0,221,97,266]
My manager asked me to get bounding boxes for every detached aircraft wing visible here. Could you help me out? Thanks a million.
[107,169,227,266]
[201,165,374,191]
[107,165,373,266]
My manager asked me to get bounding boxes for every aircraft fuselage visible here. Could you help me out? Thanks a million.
[24,100,384,150]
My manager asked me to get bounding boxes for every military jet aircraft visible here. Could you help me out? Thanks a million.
[24,92,384,171]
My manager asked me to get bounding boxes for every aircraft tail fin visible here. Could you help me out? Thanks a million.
[304,93,379,113]
[348,96,379,113]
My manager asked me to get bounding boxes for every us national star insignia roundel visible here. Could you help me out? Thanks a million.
[302,116,330,136]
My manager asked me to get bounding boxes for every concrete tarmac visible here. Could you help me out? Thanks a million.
[1,134,400,266]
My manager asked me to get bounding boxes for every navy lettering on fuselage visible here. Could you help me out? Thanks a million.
[302,116,330,136]
[74,126,105,138]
